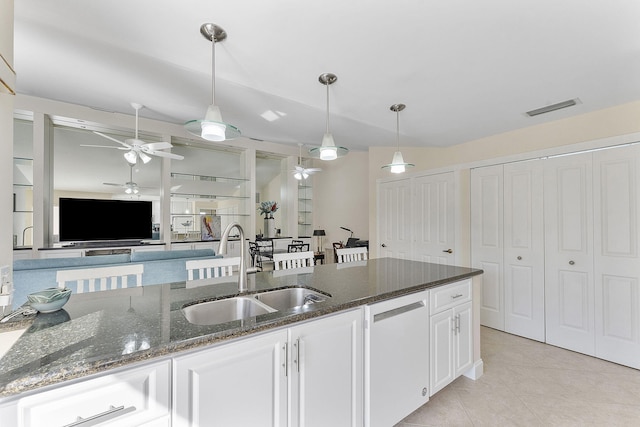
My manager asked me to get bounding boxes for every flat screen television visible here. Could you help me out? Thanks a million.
[59,198,152,242]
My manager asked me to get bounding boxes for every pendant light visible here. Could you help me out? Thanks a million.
[309,73,348,161]
[382,103,414,174]
[184,23,241,141]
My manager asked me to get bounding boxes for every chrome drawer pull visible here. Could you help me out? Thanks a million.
[374,301,425,323]
[64,405,136,427]
[451,294,464,299]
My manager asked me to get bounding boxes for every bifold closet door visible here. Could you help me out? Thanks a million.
[593,144,640,369]
[378,179,412,259]
[544,152,595,356]
[503,160,545,342]
[413,172,455,265]
[471,165,504,331]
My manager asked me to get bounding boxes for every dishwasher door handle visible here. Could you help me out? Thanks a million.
[374,301,426,323]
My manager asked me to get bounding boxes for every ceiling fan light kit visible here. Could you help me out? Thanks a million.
[184,23,241,142]
[309,73,349,161]
[382,103,414,174]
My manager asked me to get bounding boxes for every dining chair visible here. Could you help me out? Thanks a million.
[56,264,144,293]
[287,243,310,252]
[335,247,368,263]
[332,242,344,263]
[273,251,315,270]
[186,257,241,280]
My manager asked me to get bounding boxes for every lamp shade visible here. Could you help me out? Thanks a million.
[313,229,326,236]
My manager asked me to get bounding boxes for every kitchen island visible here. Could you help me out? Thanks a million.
[0,258,482,426]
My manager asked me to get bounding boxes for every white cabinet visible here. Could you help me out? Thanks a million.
[173,309,363,427]
[0,360,171,427]
[173,329,288,427]
[288,309,363,427]
[429,280,473,396]
[365,290,429,427]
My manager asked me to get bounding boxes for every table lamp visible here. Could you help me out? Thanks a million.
[313,229,326,253]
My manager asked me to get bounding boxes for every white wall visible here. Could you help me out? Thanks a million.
[313,151,369,254]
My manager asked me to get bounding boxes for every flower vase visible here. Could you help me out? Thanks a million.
[264,216,275,238]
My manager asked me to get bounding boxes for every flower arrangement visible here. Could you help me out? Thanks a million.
[258,201,279,218]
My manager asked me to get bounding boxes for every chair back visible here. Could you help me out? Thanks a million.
[288,243,310,252]
[56,264,144,293]
[332,242,344,263]
[273,251,315,270]
[336,247,368,263]
[186,257,241,280]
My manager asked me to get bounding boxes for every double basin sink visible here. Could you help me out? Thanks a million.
[182,287,330,326]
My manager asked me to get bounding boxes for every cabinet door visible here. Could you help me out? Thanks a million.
[453,301,474,377]
[365,291,429,427]
[544,152,595,355]
[173,330,288,427]
[593,145,640,368]
[429,309,454,396]
[378,179,412,259]
[471,165,504,330]
[503,160,545,341]
[288,309,363,427]
[413,172,455,265]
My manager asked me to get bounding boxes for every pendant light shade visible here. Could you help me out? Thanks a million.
[184,23,241,141]
[382,103,414,174]
[309,73,349,160]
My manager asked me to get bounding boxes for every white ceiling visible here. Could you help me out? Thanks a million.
[13,0,640,153]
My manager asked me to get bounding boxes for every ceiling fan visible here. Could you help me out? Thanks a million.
[103,164,152,195]
[82,103,185,164]
[292,143,321,180]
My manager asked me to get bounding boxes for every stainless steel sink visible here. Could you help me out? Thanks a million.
[253,287,330,311]
[182,297,277,326]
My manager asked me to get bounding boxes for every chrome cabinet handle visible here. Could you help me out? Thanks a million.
[443,249,453,253]
[283,343,288,377]
[451,294,463,299]
[569,260,575,265]
[64,405,136,427]
[294,338,300,373]
[373,301,425,323]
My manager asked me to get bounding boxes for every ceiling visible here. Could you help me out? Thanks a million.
[13,0,640,153]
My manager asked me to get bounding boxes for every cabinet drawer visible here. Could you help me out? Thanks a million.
[429,279,471,315]
[13,360,171,427]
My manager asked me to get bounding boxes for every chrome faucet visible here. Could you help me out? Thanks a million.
[218,222,248,293]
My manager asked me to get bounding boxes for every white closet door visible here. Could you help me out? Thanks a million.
[413,172,455,265]
[544,152,595,355]
[503,160,545,342]
[378,179,412,259]
[471,165,504,331]
[593,145,640,368]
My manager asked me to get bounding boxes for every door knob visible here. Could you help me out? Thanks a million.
[443,249,453,253]
[569,260,575,265]
[381,243,387,247]
[517,256,522,260]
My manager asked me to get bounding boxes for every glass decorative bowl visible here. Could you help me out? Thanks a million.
[27,288,72,313]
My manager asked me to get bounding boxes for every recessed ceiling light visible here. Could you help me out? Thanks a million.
[525,98,580,117]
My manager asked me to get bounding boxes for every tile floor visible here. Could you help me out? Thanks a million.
[396,326,640,426]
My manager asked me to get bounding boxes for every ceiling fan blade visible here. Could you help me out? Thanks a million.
[145,150,185,160]
[80,144,129,150]
[103,182,124,187]
[93,131,132,149]
[305,168,322,173]
[142,142,173,151]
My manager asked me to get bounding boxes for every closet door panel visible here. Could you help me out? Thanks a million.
[503,161,545,341]
[544,153,595,355]
[379,179,412,259]
[593,145,640,368]
[471,165,504,330]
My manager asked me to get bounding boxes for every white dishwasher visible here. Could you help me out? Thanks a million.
[365,290,430,427]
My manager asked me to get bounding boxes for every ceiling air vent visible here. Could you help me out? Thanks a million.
[525,98,579,117]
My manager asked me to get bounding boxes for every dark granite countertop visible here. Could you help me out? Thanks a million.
[0,258,481,399]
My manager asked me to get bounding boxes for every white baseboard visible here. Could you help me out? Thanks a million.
[462,358,484,380]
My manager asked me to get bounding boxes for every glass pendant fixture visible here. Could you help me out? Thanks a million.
[382,103,414,174]
[184,23,241,141]
[309,73,348,161]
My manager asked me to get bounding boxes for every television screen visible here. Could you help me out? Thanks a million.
[59,198,152,242]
